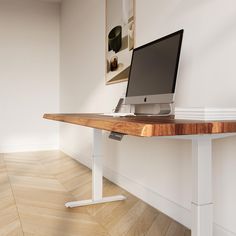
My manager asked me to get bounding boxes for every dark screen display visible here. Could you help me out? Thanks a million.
[126,30,183,97]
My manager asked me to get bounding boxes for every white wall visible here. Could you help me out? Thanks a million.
[0,0,60,152]
[136,0,236,108]
[60,0,236,235]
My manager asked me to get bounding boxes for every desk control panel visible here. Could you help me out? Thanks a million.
[109,131,125,141]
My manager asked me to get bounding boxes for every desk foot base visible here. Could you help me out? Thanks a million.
[65,195,126,208]
[192,203,213,236]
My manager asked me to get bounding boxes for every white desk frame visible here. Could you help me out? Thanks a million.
[65,129,126,208]
[65,128,236,236]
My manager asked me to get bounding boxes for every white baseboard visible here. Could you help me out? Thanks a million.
[0,143,59,153]
[104,161,192,228]
[61,148,236,236]
[214,224,236,236]
[61,148,191,228]
[175,107,236,121]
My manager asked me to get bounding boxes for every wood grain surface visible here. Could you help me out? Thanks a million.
[43,113,236,137]
[1,151,191,236]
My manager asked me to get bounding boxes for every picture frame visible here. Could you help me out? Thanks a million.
[105,0,135,85]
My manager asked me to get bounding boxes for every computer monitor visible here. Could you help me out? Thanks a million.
[125,29,183,107]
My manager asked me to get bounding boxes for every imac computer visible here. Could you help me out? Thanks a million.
[125,29,184,116]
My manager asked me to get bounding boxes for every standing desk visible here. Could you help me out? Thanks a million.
[43,113,236,236]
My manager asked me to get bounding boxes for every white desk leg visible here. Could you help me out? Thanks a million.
[92,128,103,200]
[65,129,126,208]
[191,136,213,236]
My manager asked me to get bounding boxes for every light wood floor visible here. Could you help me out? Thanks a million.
[0,151,191,236]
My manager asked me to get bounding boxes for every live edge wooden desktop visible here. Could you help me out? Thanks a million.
[43,113,236,236]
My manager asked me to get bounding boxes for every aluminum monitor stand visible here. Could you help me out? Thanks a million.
[130,103,174,116]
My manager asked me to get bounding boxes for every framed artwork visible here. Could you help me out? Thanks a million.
[105,0,135,85]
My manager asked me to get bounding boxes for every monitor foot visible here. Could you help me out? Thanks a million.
[131,103,173,116]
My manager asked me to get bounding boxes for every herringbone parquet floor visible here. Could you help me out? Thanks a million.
[0,151,191,236]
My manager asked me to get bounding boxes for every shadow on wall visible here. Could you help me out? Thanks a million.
[170,0,236,59]
[60,0,115,114]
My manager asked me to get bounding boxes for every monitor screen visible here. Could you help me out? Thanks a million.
[126,30,183,99]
